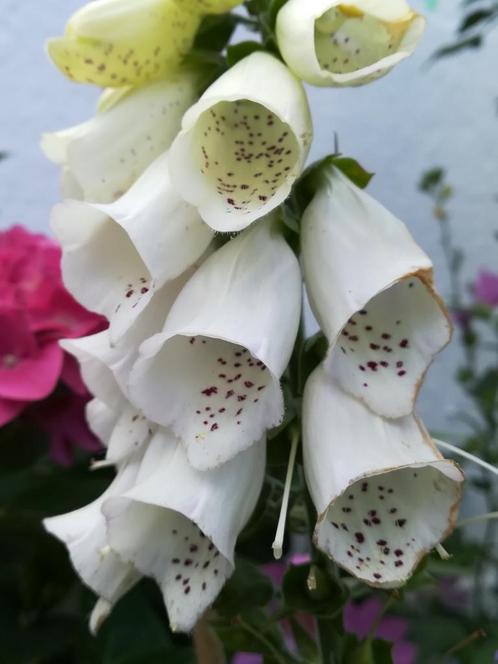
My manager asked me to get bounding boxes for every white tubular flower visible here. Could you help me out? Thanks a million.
[168,52,313,232]
[47,0,201,87]
[129,217,301,470]
[103,428,266,633]
[276,0,425,87]
[43,451,144,630]
[302,167,451,419]
[42,72,199,203]
[52,154,213,342]
[86,398,120,446]
[303,366,464,588]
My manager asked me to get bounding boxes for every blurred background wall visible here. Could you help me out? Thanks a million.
[0,0,496,435]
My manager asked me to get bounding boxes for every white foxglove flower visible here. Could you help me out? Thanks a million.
[276,0,425,87]
[86,398,120,446]
[47,0,201,87]
[302,167,451,419]
[42,73,199,203]
[103,428,266,632]
[52,154,213,341]
[168,52,313,232]
[177,0,244,13]
[303,366,463,588]
[129,217,301,469]
[43,450,144,629]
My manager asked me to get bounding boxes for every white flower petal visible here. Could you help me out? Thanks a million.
[42,72,199,203]
[276,0,425,87]
[43,452,143,606]
[129,217,301,469]
[303,366,463,589]
[169,52,312,232]
[302,167,451,418]
[61,332,127,411]
[52,158,212,341]
[85,398,119,447]
[106,408,156,464]
[103,428,266,632]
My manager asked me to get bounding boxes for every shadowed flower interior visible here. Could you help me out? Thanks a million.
[319,465,460,588]
[315,5,410,75]
[105,499,232,631]
[134,334,281,469]
[193,100,300,216]
[328,276,451,418]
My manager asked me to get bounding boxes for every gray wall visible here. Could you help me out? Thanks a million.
[1,0,496,435]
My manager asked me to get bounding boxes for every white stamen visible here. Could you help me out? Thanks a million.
[90,458,114,470]
[272,428,300,560]
[434,439,498,478]
[435,543,451,560]
[89,597,112,635]
[307,566,317,591]
[457,511,498,529]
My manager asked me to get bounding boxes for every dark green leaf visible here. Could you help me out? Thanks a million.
[194,13,237,52]
[332,157,374,190]
[433,35,483,59]
[214,558,273,616]
[226,41,266,67]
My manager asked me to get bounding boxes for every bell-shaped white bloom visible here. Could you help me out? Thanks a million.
[168,52,313,232]
[43,450,143,625]
[302,167,451,419]
[129,217,301,469]
[42,72,199,203]
[276,0,425,87]
[303,366,463,588]
[86,398,120,446]
[103,429,266,632]
[52,154,213,342]
[47,0,201,88]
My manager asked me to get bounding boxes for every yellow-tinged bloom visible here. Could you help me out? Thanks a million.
[176,0,244,14]
[47,0,201,87]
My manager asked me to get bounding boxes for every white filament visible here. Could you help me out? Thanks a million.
[434,439,498,477]
[272,428,300,560]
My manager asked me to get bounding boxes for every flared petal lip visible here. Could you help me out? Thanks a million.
[314,442,464,589]
[323,268,453,418]
[277,0,425,87]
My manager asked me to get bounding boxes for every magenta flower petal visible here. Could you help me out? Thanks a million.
[474,270,498,307]
[0,397,27,426]
[60,353,89,396]
[0,339,63,401]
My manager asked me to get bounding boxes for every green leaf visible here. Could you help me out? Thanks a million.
[343,638,393,664]
[418,167,445,193]
[194,13,237,52]
[214,558,273,616]
[289,617,320,663]
[332,157,374,190]
[433,35,483,59]
[226,41,266,67]
[282,564,347,615]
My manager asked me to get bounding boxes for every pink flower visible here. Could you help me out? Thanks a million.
[344,597,417,664]
[0,226,105,458]
[474,270,498,307]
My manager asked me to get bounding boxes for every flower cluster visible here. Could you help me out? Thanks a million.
[0,226,104,463]
[44,0,464,636]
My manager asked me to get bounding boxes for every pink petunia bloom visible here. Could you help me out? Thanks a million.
[344,597,417,664]
[0,225,105,460]
[474,270,498,307]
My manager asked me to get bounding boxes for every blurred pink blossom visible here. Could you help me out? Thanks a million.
[0,225,105,461]
[474,270,498,307]
[344,597,417,664]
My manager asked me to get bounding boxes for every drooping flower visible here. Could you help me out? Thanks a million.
[302,167,451,419]
[51,153,213,342]
[129,216,302,469]
[168,52,313,232]
[303,365,463,588]
[44,446,145,633]
[0,226,103,427]
[47,0,201,87]
[42,71,200,203]
[45,421,266,634]
[344,597,417,664]
[103,428,266,632]
[473,269,498,307]
[276,0,425,87]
